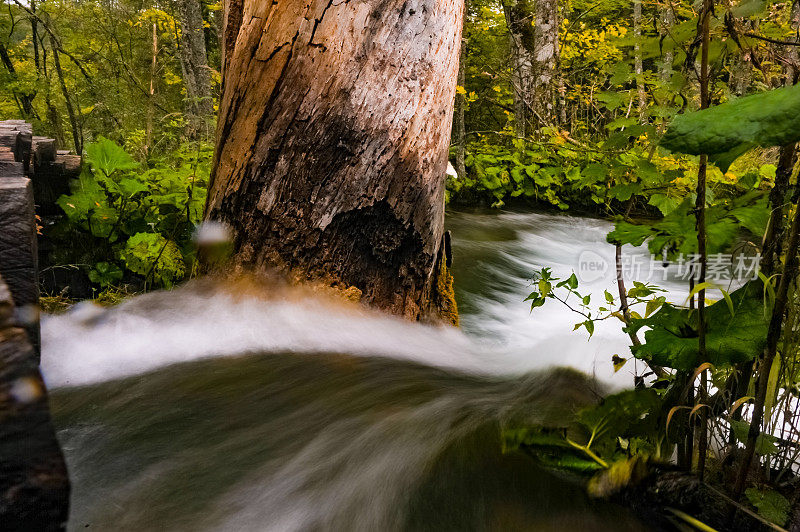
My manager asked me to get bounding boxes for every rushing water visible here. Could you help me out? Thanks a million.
[41,209,682,531]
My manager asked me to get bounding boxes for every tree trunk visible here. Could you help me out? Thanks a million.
[146,22,157,158]
[785,0,800,85]
[531,0,559,128]
[502,0,534,137]
[729,19,757,96]
[205,0,464,323]
[634,0,647,123]
[659,1,675,83]
[177,0,213,138]
[49,34,81,154]
[455,1,468,180]
[0,43,37,119]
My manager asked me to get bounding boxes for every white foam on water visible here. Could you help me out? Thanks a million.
[42,210,695,390]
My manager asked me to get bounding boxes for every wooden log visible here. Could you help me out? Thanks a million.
[31,137,57,166]
[0,161,25,179]
[0,147,14,162]
[0,178,39,352]
[0,274,69,531]
[0,121,32,172]
[30,162,70,216]
[53,154,81,178]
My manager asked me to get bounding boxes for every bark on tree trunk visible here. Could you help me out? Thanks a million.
[49,35,81,154]
[531,0,559,128]
[177,0,213,138]
[455,1,468,180]
[206,0,463,323]
[785,0,800,85]
[502,0,535,137]
[659,1,675,83]
[729,19,757,96]
[634,0,647,123]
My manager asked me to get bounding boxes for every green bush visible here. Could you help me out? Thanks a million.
[52,137,211,289]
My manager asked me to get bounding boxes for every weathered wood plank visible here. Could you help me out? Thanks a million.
[0,122,33,172]
[32,137,57,165]
[0,161,25,179]
[0,178,39,351]
[53,153,81,177]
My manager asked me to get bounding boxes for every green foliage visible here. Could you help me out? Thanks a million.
[628,282,768,371]
[88,262,124,287]
[503,388,663,479]
[53,138,210,289]
[120,233,186,288]
[0,0,220,153]
[730,420,779,456]
[662,84,800,171]
[607,192,769,259]
[527,267,666,340]
[745,488,790,526]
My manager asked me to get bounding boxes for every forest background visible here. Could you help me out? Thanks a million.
[5,0,800,528]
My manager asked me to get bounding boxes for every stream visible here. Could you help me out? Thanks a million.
[41,209,689,531]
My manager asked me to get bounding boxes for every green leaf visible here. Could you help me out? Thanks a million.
[87,262,123,287]
[117,177,149,197]
[578,388,662,443]
[729,198,769,237]
[744,488,790,526]
[661,83,800,171]
[628,282,768,371]
[730,419,779,456]
[648,194,681,216]
[85,137,139,177]
[119,233,186,288]
[730,0,767,18]
[566,273,578,289]
[607,221,653,247]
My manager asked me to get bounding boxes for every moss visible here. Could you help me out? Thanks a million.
[434,256,459,326]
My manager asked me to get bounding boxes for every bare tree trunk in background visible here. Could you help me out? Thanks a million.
[502,0,534,137]
[556,0,567,128]
[634,0,647,123]
[177,0,213,138]
[730,19,757,96]
[659,1,675,83]
[49,34,81,154]
[205,0,463,323]
[39,44,66,149]
[531,0,559,128]
[0,43,36,119]
[146,22,157,158]
[455,1,468,180]
[785,0,800,86]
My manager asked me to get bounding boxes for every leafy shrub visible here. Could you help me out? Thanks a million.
[51,137,211,290]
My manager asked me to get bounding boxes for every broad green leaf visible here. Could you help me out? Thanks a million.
[607,221,653,247]
[648,194,681,216]
[661,83,800,172]
[731,0,767,18]
[730,420,779,456]
[744,488,790,526]
[628,282,768,371]
[85,136,139,176]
